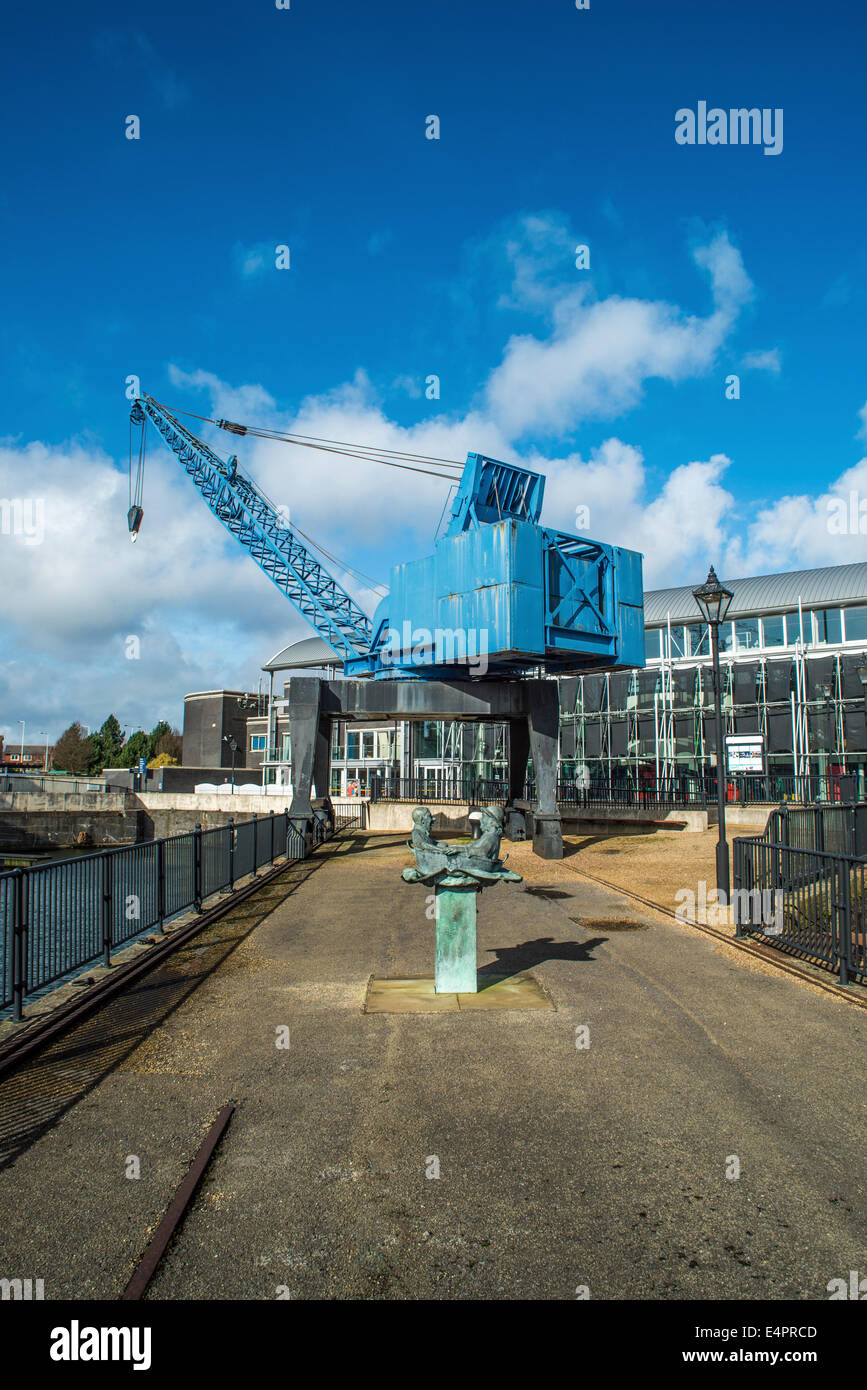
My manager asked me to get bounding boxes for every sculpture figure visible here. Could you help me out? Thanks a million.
[402,804,521,992]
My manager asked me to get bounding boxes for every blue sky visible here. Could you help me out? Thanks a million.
[1,0,866,742]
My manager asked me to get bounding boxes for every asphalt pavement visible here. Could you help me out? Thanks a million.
[0,829,863,1300]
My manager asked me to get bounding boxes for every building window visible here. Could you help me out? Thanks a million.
[250,735,266,752]
[685,623,709,657]
[664,625,687,658]
[734,618,760,652]
[782,611,805,645]
[843,605,867,642]
[718,622,736,653]
[761,614,785,647]
[362,731,375,759]
[346,730,360,760]
[813,608,842,645]
[416,722,440,758]
[644,628,661,660]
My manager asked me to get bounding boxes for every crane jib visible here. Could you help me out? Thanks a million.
[129,396,373,661]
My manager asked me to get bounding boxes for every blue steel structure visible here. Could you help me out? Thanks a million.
[130,397,645,681]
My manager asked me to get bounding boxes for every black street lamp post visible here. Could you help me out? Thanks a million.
[223,734,239,791]
[692,566,734,899]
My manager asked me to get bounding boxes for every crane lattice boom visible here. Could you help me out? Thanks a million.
[131,395,372,662]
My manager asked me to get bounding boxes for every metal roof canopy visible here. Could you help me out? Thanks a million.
[263,636,345,672]
[644,562,867,627]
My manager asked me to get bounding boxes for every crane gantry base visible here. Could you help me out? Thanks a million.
[286,675,564,859]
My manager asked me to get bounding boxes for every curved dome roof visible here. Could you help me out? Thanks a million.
[262,636,344,672]
[644,562,867,626]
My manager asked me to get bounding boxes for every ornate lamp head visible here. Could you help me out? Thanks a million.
[692,565,734,626]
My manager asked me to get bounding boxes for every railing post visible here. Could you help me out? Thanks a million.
[733,840,744,937]
[270,809,275,864]
[102,852,112,969]
[156,836,165,932]
[835,858,853,987]
[227,817,235,892]
[12,868,26,1022]
[251,813,258,876]
[194,822,202,911]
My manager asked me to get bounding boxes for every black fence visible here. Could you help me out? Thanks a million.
[552,778,711,809]
[550,773,861,809]
[0,807,361,1021]
[756,803,867,859]
[732,836,866,985]
[368,771,860,811]
[368,776,510,805]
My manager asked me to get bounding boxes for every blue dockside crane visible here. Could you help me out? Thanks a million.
[129,394,645,681]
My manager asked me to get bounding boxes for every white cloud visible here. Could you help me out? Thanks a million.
[722,455,867,578]
[485,231,753,438]
[742,347,781,373]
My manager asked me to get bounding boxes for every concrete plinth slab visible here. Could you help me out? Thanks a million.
[363,973,553,1013]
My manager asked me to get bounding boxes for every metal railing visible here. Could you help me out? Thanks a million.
[366,771,858,810]
[754,803,867,860]
[552,773,860,809]
[733,836,866,984]
[368,776,509,805]
[550,778,712,809]
[0,808,359,1020]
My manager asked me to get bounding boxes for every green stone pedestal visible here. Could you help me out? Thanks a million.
[435,885,479,993]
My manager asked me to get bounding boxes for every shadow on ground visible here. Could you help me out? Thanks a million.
[478,935,606,983]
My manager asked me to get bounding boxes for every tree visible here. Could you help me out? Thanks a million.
[53,722,91,774]
[86,714,126,773]
[155,726,183,762]
[147,720,172,760]
[147,751,180,769]
[119,730,149,769]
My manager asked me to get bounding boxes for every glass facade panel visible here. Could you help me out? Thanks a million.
[361,731,375,758]
[416,721,439,758]
[761,614,785,647]
[782,610,804,644]
[346,731,360,759]
[686,623,709,657]
[665,625,687,658]
[734,618,760,652]
[718,622,736,653]
[813,608,842,644]
[843,605,867,642]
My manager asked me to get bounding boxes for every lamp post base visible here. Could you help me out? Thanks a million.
[716,837,730,901]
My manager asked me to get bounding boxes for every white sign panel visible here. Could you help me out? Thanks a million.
[725,735,764,774]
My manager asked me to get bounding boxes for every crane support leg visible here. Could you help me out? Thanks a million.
[504,718,530,843]
[527,681,563,859]
[288,676,323,820]
[508,719,530,803]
